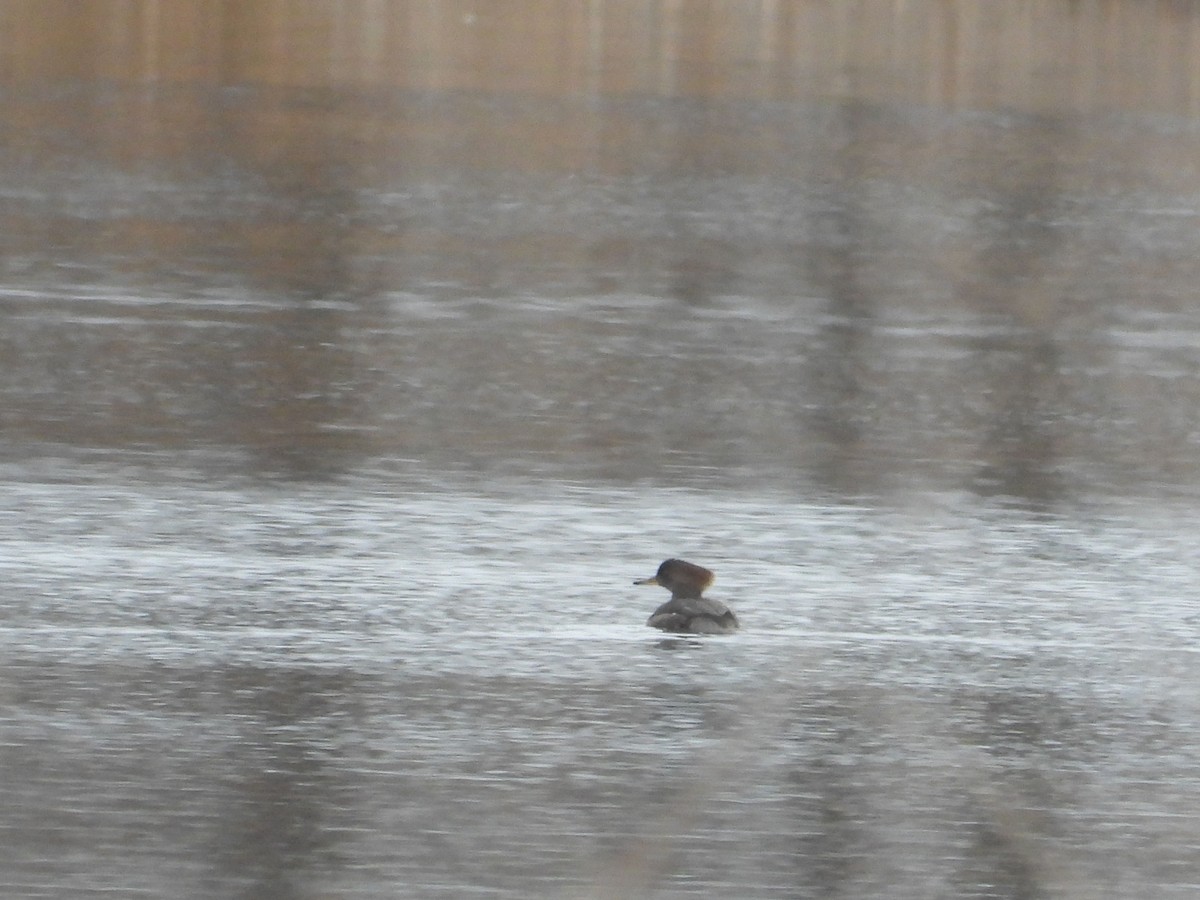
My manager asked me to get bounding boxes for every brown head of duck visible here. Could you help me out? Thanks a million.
[633,558,715,599]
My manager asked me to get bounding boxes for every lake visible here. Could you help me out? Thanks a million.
[3,2,1200,898]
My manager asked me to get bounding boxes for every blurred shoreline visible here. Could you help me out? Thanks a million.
[4,1,1200,116]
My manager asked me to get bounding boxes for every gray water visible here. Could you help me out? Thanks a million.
[5,475,1200,898]
[7,6,1200,898]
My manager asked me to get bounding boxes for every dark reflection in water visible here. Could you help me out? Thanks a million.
[962,115,1076,509]
[801,102,878,496]
[5,83,1200,498]
[203,666,363,900]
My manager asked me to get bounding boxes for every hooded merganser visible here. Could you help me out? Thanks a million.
[634,559,739,634]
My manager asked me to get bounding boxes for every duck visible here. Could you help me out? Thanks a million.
[634,559,739,634]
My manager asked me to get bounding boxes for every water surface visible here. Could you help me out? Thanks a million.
[4,2,1200,898]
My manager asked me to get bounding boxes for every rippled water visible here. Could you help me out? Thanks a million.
[3,473,1200,898]
[7,4,1200,896]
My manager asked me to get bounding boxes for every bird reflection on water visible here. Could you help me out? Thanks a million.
[653,636,707,651]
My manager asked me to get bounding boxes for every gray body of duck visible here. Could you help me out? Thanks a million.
[634,558,739,634]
